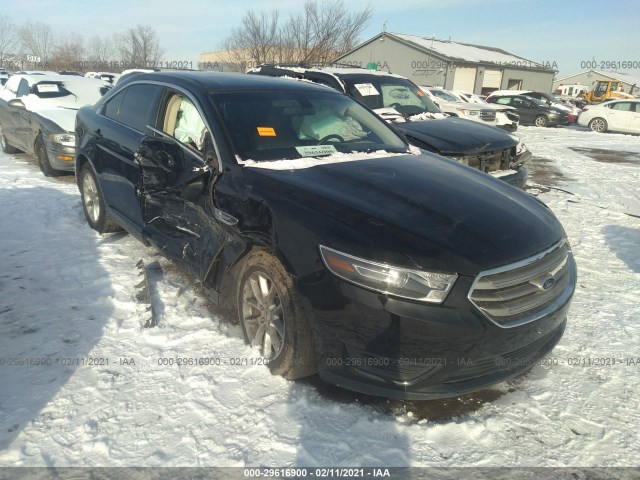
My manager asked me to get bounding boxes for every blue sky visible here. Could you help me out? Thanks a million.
[8,0,640,77]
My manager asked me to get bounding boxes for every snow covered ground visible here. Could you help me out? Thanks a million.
[0,125,639,469]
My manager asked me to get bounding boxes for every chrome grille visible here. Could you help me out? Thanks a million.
[468,240,576,328]
[479,110,497,121]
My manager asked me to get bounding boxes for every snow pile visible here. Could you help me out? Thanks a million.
[0,124,639,468]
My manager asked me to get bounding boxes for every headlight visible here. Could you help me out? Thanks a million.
[457,108,478,116]
[319,245,457,303]
[48,133,75,147]
[516,141,527,155]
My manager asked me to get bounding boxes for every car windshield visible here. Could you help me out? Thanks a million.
[210,90,409,162]
[340,76,441,116]
[430,89,460,102]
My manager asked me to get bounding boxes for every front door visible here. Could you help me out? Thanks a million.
[137,91,225,280]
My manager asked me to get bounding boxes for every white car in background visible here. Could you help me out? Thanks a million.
[577,99,640,134]
[0,74,111,175]
[439,89,520,132]
[421,87,499,127]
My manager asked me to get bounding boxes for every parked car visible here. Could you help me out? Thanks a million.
[577,99,640,134]
[0,74,111,175]
[248,65,530,189]
[447,90,520,132]
[420,87,498,127]
[487,94,569,127]
[84,71,119,84]
[75,71,576,400]
[488,90,581,122]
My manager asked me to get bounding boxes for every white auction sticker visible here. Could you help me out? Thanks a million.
[295,145,338,157]
[354,83,380,96]
[35,83,60,93]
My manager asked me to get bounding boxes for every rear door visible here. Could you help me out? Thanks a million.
[606,102,633,132]
[93,83,163,235]
[629,103,640,133]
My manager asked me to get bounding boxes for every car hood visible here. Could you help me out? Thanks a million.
[243,153,564,275]
[30,108,77,133]
[395,117,516,155]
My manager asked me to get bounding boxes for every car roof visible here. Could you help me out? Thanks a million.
[119,70,336,94]
[13,74,109,87]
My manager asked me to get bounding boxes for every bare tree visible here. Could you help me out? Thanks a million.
[51,33,85,70]
[115,25,165,68]
[19,21,54,64]
[224,10,280,71]
[86,35,113,64]
[221,1,372,70]
[0,15,19,67]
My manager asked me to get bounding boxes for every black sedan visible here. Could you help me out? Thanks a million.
[75,71,576,400]
[487,94,569,127]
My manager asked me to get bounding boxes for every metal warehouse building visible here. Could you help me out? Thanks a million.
[333,32,557,95]
[552,70,640,96]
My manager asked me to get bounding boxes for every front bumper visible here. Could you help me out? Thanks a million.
[301,271,571,400]
[45,140,76,171]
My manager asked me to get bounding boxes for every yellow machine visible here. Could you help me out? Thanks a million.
[579,80,634,104]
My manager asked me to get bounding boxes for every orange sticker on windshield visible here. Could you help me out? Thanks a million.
[416,90,424,96]
[257,127,276,137]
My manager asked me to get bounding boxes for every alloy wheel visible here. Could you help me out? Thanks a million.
[241,271,286,360]
[82,172,101,224]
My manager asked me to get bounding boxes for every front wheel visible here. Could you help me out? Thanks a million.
[35,135,62,177]
[588,117,608,133]
[237,250,316,379]
[534,115,549,127]
[79,163,121,233]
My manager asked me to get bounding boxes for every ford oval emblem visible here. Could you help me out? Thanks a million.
[542,277,556,290]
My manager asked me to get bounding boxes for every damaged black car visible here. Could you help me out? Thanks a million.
[75,71,576,400]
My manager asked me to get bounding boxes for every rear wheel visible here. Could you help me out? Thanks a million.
[237,250,316,380]
[35,135,62,177]
[1,134,19,154]
[534,115,549,127]
[79,163,121,233]
[588,117,608,133]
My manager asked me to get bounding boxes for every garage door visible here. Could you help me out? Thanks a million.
[452,67,476,92]
[482,69,502,89]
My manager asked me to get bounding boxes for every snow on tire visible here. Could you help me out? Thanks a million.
[237,249,316,380]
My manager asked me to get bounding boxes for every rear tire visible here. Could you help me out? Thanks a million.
[79,163,121,233]
[1,134,19,154]
[588,117,608,133]
[534,115,549,127]
[35,135,62,177]
[237,250,316,380]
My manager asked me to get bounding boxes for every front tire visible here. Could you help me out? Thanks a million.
[35,135,62,177]
[79,163,121,233]
[1,134,19,154]
[588,117,608,133]
[534,115,549,127]
[237,250,316,380]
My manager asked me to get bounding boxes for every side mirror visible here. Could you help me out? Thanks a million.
[8,99,25,110]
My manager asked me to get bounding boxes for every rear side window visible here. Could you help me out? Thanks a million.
[104,90,125,120]
[108,84,160,132]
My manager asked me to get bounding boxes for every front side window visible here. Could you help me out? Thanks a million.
[162,93,208,153]
[16,80,30,97]
[211,90,408,162]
